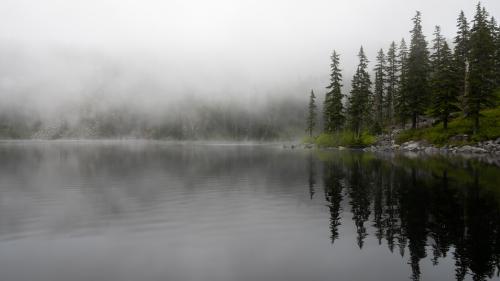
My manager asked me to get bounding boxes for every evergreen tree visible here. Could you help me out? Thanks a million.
[430,41,459,129]
[306,90,317,137]
[348,46,372,138]
[430,26,445,72]
[395,38,410,127]
[373,48,386,130]
[491,17,500,90]
[324,51,345,133]
[453,10,470,112]
[406,11,430,129]
[385,41,399,124]
[466,3,496,134]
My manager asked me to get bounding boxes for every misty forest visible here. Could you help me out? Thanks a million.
[309,3,500,147]
[0,1,500,281]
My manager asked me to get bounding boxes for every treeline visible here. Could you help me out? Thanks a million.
[308,3,500,141]
[0,98,306,140]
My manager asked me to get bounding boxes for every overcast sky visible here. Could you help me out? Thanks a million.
[0,0,499,111]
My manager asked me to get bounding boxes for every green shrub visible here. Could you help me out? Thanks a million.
[314,131,375,148]
[396,106,500,145]
[301,135,316,144]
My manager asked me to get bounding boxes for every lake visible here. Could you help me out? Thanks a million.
[0,141,499,281]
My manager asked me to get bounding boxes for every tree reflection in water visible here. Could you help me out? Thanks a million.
[316,151,500,281]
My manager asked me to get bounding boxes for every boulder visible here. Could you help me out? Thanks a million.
[449,134,469,142]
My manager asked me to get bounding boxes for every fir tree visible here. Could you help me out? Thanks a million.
[395,38,410,128]
[306,90,317,137]
[430,41,459,129]
[467,3,497,134]
[385,41,399,124]
[491,17,500,90]
[430,26,445,73]
[453,10,470,112]
[406,11,430,129]
[324,51,345,133]
[373,48,386,130]
[348,47,372,138]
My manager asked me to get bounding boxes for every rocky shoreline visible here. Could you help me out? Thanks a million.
[298,135,500,158]
[363,137,500,155]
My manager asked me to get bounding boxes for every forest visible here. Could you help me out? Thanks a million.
[308,3,500,147]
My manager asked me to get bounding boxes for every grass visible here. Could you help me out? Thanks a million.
[396,107,500,146]
[312,131,376,148]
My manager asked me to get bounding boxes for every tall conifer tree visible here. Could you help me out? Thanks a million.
[395,38,410,128]
[467,3,496,133]
[324,51,345,133]
[430,26,445,73]
[491,17,500,90]
[307,90,318,137]
[373,49,386,129]
[453,11,470,113]
[406,11,430,129]
[348,47,372,138]
[430,41,459,129]
[385,41,398,124]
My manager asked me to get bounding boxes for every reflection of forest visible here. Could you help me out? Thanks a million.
[317,151,500,281]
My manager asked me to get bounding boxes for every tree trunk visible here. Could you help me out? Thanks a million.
[473,114,479,135]
[412,113,417,129]
[443,118,448,130]
[473,103,480,135]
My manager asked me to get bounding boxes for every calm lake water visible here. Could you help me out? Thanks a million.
[0,141,499,281]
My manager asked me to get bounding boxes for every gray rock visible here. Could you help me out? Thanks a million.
[449,134,469,142]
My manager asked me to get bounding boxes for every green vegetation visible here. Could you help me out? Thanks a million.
[306,90,317,138]
[323,51,345,133]
[396,106,500,145]
[347,47,372,138]
[406,11,431,129]
[305,3,500,148]
[314,131,376,148]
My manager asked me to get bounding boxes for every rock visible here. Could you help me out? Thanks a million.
[449,134,469,142]
[338,146,346,150]
[424,147,438,154]
[495,138,500,145]
[402,141,420,151]
[471,147,488,154]
[459,145,474,153]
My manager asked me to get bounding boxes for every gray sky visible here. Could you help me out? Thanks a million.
[0,0,499,113]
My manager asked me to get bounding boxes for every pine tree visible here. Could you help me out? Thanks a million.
[385,41,398,124]
[395,38,410,128]
[406,11,430,129]
[348,47,372,138]
[306,90,317,137]
[467,3,496,134]
[430,41,459,129]
[491,17,500,90]
[373,49,386,131]
[430,26,445,73]
[324,51,345,133]
[453,10,470,112]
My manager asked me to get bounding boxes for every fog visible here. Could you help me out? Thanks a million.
[0,0,499,139]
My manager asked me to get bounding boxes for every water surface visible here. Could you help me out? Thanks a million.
[0,141,499,281]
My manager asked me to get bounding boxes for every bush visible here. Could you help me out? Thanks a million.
[301,135,316,144]
[314,131,375,148]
